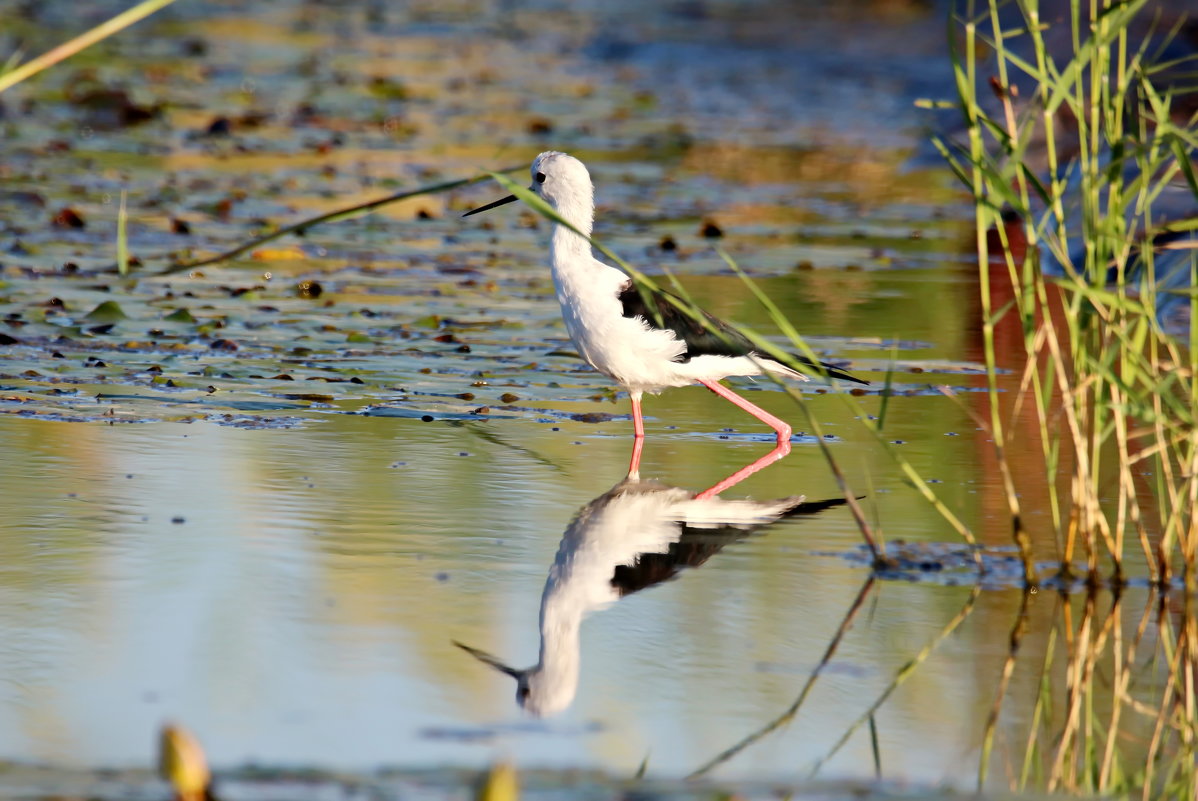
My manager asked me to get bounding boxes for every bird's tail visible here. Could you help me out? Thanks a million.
[780,497,850,517]
[767,354,869,385]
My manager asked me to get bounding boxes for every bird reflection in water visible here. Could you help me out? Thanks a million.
[455,476,845,717]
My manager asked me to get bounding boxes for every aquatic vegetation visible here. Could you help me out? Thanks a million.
[0,0,179,93]
[158,723,211,801]
[938,0,1197,795]
[938,0,1197,590]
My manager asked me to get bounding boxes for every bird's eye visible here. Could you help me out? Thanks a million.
[535,172,546,184]
[518,687,531,702]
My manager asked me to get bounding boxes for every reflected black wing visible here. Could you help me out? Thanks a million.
[610,529,737,597]
[616,280,868,384]
[610,497,849,597]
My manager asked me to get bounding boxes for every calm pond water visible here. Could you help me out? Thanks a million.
[0,0,1181,794]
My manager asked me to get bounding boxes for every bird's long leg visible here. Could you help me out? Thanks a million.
[695,379,792,499]
[627,390,645,480]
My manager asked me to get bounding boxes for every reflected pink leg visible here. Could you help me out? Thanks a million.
[627,391,645,479]
[695,379,792,499]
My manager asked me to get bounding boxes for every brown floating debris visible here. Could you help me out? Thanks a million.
[205,116,232,136]
[280,393,333,402]
[297,280,323,299]
[68,85,157,128]
[572,412,618,423]
[52,207,86,229]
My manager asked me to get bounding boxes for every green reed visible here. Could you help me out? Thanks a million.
[936,0,1197,795]
[0,0,180,94]
[937,0,1197,588]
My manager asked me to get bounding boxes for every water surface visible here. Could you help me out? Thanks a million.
[0,0,1173,792]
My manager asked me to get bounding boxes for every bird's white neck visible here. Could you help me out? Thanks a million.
[527,595,583,715]
[548,193,595,266]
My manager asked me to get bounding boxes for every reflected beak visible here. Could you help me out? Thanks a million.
[453,640,524,678]
[462,194,518,218]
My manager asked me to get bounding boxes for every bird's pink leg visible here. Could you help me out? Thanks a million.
[627,391,645,479]
[695,379,792,499]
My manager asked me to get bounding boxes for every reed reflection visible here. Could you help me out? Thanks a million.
[455,474,845,717]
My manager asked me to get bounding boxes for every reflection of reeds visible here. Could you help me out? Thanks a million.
[806,585,981,777]
[979,588,1032,788]
[1000,589,1198,798]
[687,577,876,778]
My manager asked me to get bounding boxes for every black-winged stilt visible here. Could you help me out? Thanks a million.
[464,151,867,494]
[454,476,846,717]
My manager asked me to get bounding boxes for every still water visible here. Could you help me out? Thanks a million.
[0,407,1056,779]
[0,0,1173,792]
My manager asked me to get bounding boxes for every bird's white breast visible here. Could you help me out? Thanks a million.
[550,257,692,392]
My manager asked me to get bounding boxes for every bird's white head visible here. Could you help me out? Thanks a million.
[454,640,576,718]
[530,151,593,223]
[463,150,595,238]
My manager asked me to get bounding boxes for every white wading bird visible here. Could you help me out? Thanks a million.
[455,477,845,717]
[464,152,867,496]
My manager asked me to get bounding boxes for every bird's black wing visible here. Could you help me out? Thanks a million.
[617,280,756,362]
[616,280,869,385]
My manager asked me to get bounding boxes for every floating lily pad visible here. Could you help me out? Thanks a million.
[361,404,518,421]
[84,301,127,323]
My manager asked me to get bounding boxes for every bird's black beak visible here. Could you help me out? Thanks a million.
[462,194,518,218]
[453,640,525,679]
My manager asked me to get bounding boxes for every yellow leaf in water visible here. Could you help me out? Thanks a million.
[476,761,518,801]
[251,246,306,261]
[158,723,210,801]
